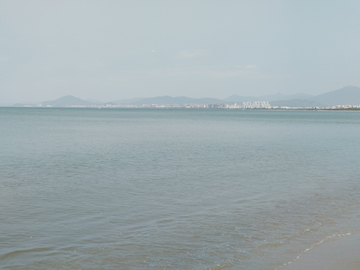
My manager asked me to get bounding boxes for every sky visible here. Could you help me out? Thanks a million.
[1,0,360,104]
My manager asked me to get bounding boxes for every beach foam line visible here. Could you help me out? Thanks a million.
[281,233,360,270]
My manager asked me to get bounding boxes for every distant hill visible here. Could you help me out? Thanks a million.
[132,87,360,106]
[309,86,360,107]
[41,95,96,106]
[34,95,222,107]
[13,85,360,108]
[267,86,360,107]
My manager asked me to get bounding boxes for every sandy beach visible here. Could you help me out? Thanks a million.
[282,234,360,270]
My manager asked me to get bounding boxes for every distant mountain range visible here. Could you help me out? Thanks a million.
[42,95,95,106]
[270,86,360,107]
[10,85,360,108]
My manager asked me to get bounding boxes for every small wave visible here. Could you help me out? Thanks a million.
[0,247,52,260]
[277,230,355,269]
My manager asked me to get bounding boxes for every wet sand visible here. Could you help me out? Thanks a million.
[282,234,360,270]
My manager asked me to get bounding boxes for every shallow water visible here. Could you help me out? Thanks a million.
[1,108,360,269]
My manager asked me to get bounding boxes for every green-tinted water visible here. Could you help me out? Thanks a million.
[1,108,360,269]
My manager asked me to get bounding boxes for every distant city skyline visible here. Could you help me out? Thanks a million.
[1,1,360,104]
[7,85,359,110]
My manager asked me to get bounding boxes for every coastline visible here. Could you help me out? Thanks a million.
[281,233,360,270]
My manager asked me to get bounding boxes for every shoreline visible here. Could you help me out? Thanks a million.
[1,106,360,111]
[281,233,360,270]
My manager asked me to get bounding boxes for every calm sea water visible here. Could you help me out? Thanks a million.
[1,108,360,269]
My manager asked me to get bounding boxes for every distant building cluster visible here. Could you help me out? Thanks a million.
[33,102,272,109]
[22,102,360,110]
[209,101,271,109]
[330,104,360,109]
[122,101,271,109]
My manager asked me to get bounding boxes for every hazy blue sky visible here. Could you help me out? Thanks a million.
[1,1,360,103]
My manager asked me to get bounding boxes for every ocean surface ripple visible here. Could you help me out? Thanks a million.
[1,108,360,269]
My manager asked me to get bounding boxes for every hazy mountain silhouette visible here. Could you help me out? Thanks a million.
[270,86,360,107]
[309,86,360,106]
[42,95,96,106]
[12,85,360,107]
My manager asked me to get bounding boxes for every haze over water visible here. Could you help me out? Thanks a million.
[1,108,360,269]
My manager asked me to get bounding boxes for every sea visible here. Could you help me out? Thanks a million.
[1,108,360,270]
